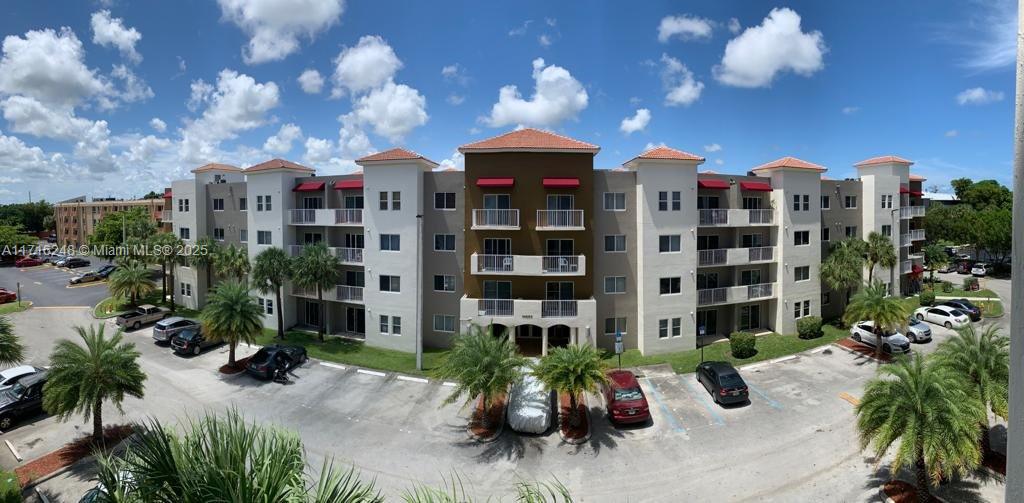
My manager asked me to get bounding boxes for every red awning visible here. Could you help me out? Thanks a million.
[334,179,363,190]
[698,179,730,189]
[899,186,910,194]
[910,190,923,197]
[293,181,325,192]
[163,189,172,198]
[476,177,515,188]
[542,177,580,189]
[739,181,772,192]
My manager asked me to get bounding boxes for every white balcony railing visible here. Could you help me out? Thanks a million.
[160,211,172,221]
[698,209,775,226]
[697,283,776,306]
[536,209,584,230]
[471,253,585,276]
[290,209,317,224]
[542,255,580,274]
[478,299,514,317]
[748,246,774,262]
[698,249,727,266]
[697,287,728,306]
[697,246,775,267]
[463,297,596,325]
[332,247,363,264]
[748,209,774,224]
[288,245,304,257]
[901,260,913,274]
[699,209,729,226]
[335,209,363,225]
[541,300,578,318]
[336,285,364,303]
[900,206,926,219]
[900,234,912,247]
[477,254,515,273]
[472,209,519,229]
[910,229,926,241]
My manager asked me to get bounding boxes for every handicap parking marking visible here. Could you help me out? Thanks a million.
[640,377,687,434]
[682,377,726,426]
[745,383,783,410]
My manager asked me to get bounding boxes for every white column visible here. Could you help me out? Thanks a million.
[1006,5,1024,500]
[541,327,549,356]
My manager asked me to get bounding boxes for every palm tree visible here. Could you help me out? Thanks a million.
[190,236,220,293]
[933,324,1009,453]
[434,324,526,430]
[865,231,898,281]
[921,243,948,285]
[107,260,156,307]
[251,247,292,340]
[94,409,381,502]
[0,316,25,366]
[41,325,146,444]
[291,243,340,342]
[200,280,263,367]
[856,354,984,501]
[843,281,908,361]
[147,233,179,305]
[214,244,250,281]
[163,236,185,313]
[821,238,866,305]
[533,344,608,428]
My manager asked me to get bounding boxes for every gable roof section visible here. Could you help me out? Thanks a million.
[909,173,926,181]
[751,156,827,173]
[854,155,914,167]
[244,158,315,173]
[458,128,600,154]
[191,163,241,173]
[628,146,705,164]
[356,148,438,166]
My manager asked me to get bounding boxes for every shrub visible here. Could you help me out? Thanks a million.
[729,332,757,359]
[962,277,978,291]
[796,316,823,339]
[942,281,954,293]
[920,291,935,306]
[0,471,18,503]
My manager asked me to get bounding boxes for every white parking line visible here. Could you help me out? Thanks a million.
[319,362,346,370]
[4,439,22,461]
[442,381,457,387]
[357,369,386,377]
[396,375,428,383]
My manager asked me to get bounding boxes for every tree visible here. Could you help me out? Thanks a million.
[950,177,973,200]
[856,354,984,501]
[533,344,608,428]
[960,179,1012,211]
[0,316,25,366]
[147,233,182,307]
[821,238,865,305]
[213,244,250,280]
[251,247,292,340]
[0,224,36,251]
[864,231,897,281]
[291,243,340,342]
[89,207,158,261]
[973,207,1011,264]
[843,281,908,361]
[921,243,948,284]
[434,325,526,430]
[923,204,976,245]
[41,325,146,444]
[141,191,161,200]
[200,280,263,367]
[189,236,220,292]
[107,260,156,307]
[933,324,1009,453]
[0,201,54,233]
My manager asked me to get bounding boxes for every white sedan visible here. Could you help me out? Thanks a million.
[849,321,912,354]
[913,305,971,329]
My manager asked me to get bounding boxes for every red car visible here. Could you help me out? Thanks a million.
[603,370,651,425]
[14,257,42,268]
[0,288,16,304]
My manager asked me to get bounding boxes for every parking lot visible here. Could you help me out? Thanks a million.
[0,259,115,308]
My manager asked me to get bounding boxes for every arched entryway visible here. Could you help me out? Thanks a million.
[489,323,510,339]
[515,325,543,356]
[547,325,571,352]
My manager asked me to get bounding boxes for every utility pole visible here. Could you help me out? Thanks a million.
[1006,3,1023,500]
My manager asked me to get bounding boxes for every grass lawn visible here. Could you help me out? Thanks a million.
[978,300,1005,318]
[93,291,200,319]
[0,301,31,315]
[921,284,997,299]
[253,329,448,376]
[604,326,849,374]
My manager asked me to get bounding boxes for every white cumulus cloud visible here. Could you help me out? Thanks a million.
[217,0,345,64]
[0,28,109,107]
[727,18,741,34]
[713,8,826,88]
[956,87,1004,105]
[483,58,588,128]
[90,10,142,64]
[303,136,334,164]
[180,69,280,163]
[661,54,703,106]
[657,15,713,43]
[331,35,402,98]
[149,118,167,132]
[345,81,428,143]
[704,143,722,152]
[945,129,959,137]
[263,123,302,153]
[619,108,650,135]
[297,69,324,94]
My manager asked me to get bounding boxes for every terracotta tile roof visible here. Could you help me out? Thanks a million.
[854,155,914,167]
[191,163,241,173]
[631,146,705,163]
[244,158,314,173]
[699,170,718,174]
[909,173,926,181]
[751,156,827,173]
[458,128,599,154]
[356,148,438,166]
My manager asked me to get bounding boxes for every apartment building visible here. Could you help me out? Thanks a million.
[168,128,927,357]
[55,195,169,247]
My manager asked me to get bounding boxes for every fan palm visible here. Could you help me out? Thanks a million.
[291,243,340,342]
[214,244,250,281]
[821,238,866,305]
[856,354,984,501]
[41,324,146,444]
[199,280,263,367]
[921,243,948,285]
[190,236,220,293]
[865,231,898,280]
[533,344,608,428]
[434,324,526,430]
[0,316,25,366]
[108,260,156,307]
[933,323,1009,452]
[843,281,908,361]
[251,247,292,340]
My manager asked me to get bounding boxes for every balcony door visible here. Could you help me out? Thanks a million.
[697,196,719,209]
[302,197,323,209]
[344,195,363,209]
[739,305,761,330]
[739,269,761,286]
[741,233,764,248]
[345,307,365,335]
[483,280,512,300]
[483,194,511,209]
[302,300,320,327]
[696,310,718,337]
[696,235,720,251]
[546,194,574,210]
[545,281,574,300]
[483,238,511,256]
[344,271,364,288]
[545,239,574,256]
[696,273,718,289]
[344,233,364,249]
[303,232,322,244]
[742,197,763,209]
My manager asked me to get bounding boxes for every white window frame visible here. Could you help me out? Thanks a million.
[604,276,626,294]
[380,275,400,293]
[239,197,247,211]
[434,192,456,210]
[820,195,830,210]
[603,192,626,211]
[392,316,402,335]
[604,234,626,253]
[213,198,224,211]
[604,317,627,336]
[433,234,456,252]
[257,230,272,245]
[379,315,389,334]
[432,314,456,333]
[240,229,248,243]
[821,227,830,242]
[795,265,810,282]
[659,277,681,295]
[794,230,810,246]
[213,228,225,241]
[433,274,456,292]
[844,195,857,209]
[659,234,681,253]
[380,234,401,252]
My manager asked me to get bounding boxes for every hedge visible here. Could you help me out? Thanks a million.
[796,316,823,340]
[729,332,757,359]
[920,291,935,306]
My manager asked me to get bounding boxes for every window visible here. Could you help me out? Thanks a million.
[392,316,402,335]
[180,282,192,297]
[379,191,388,210]
[179,228,190,240]
[264,195,272,211]
[659,277,681,295]
[604,235,626,252]
[658,319,669,338]
[740,270,761,285]
[433,234,455,252]
[392,191,401,210]
[213,228,225,241]
[659,235,681,252]
[792,194,800,211]
[604,317,626,336]
[380,275,400,293]
[603,192,626,211]
[178,198,190,212]
[257,230,271,245]
[820,195,830,210]
[803,195,810,211]
[794,230,810,246]
[821,227,830,241]
[881,225,892,237]
[433,314,455,333]
[240,229,248,242]
[881,194,893,209]
[795,266,810,281]
[258,298,273,315]
[379,315,389,334]
[672,191,681,211]
[256,195,264,211]
[658,318,681,338]
[793,300,811,319]
[845,226,858,238]
[213,198,224,211]
[239,197,247,211]
[604,276,626,294]
[844,195,857,209]
[658,191,668,211]
[434,192,456,210]
[433,275,455,292]
[822,292,831,305]
[380,234,400,251]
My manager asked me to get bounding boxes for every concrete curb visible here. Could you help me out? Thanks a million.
[829,342,887,363]
[558,394,591,445]
[467,402,506,444]
[20,435,135,494]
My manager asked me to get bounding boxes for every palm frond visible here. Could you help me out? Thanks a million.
[0,316,25,366]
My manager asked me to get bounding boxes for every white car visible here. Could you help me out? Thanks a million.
[849,321,912,354]
[507,371,553,434]
[0,365,42,391]
[913,305,971,329]
[971,263,988,277]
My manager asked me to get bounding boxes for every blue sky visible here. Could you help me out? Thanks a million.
[0,0,1016,203]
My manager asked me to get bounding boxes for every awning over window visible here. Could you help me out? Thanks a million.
[698,179,730,189]
[910,190,923,197]
[163,189,172,198]
[476,177,515,188]
[542,177,580,189]
[739,181,772,192]
[334,179,363,190]
[293,181,325,192]
[899,186,910,194]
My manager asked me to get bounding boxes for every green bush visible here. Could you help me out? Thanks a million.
[942,281,954,293]
[796,316,822,339]
[962,277,978,291]
[920,291,935,306]
[0,471,19,503]
[729,332,757,359]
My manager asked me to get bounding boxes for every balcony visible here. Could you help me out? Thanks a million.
[470,253,585,276]
[471,209,520,230]
[901,260,913,274]
[698,209,775,227]
[899,206,926,219]
[335,209,363,225]
[536,210,585,231]
[909,229,926,241]
[696,283,776,307]
[697,246,775,267]
[289,209,363,226]
[462,297,597,325]
[291,284,363,304]
[287,245,363,265]
[160,211,172,221]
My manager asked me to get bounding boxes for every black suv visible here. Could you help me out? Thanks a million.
[245,345,308,380]
[171,327,220,356]
[0,371,48,430]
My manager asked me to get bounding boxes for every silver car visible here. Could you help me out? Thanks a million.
[152,317,200,343]
[905,317,932,343]
[507,369,554,434]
